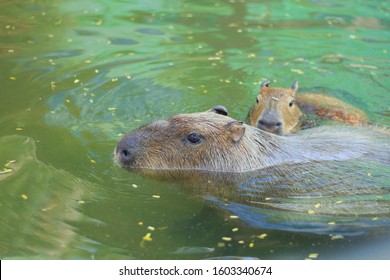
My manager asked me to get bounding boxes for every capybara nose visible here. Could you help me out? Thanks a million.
[119,148,131,161]
[115,139,137,167]
[258,119,283,134]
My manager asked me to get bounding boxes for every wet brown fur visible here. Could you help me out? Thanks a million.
[115,108,385,174]
[248,82,368,135]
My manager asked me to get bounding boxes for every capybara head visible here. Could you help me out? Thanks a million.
[247,81,302,135]
[115,106,284,173]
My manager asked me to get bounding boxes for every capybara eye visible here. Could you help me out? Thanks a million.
[256,97,259,104]
[289,100,294,107]
[187,133,202,144]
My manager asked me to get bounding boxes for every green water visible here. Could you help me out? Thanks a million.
[1,0,390,260]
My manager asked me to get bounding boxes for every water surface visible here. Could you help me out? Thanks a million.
[1,0,390,260]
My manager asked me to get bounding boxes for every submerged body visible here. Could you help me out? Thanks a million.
[115,107,390,236]
[247,81,368,135]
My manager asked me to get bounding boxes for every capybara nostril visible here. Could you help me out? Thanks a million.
[276,122,282,127]
[120,149,130,160]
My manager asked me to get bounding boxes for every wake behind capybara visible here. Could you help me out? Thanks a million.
[247,81,368,135]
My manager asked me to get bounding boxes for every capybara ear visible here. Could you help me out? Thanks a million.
[291,81,299,95]
[260,80,270,88]
[209,105,228,116]
[226,121,245,143]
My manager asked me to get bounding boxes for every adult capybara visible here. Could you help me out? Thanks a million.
[247,81,368,135]
[115,106,390,235]
[115,106,386,174]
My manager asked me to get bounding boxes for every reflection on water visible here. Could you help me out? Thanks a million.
[0,0,390,259]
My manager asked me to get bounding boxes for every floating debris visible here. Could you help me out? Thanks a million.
[4,160,16,167]
[308,253,319,259]
[147,226,155,231]
[232,228,239,232]
[222,237,232,242]
[291,69,304,75]
[229,215,239,219]
[152,195,160,199]
[0,168,13,174]
[331,235,344,240]
[142,232,152,242]
[21,194,28,200]
[131,184,138,188]
[257,233,267,239]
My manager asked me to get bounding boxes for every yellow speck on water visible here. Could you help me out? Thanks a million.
[142,233,152,242]
[265,197,272,201]
[51,81,56,91]
[238,240,245,244]
[327,222,336,225]
[152,195,160,199]
[248,53,256,58]
[376,196,383,199]
[222,237,232,242]
[125,73,132,79]
[372,217,379,221]
[95,19,103,26]
[232,228,239,232]
[21,194,28,200]
[4,160,16,167]
[331,235,344,240]
[257,233,267,239]
[315,204,321,208]
[249,242,254,248]
[308,253,319,259]
[78,200,85,204]
[224,79,231,83]
[112,78,118,82]
[229,215,239,219]
[0,168,13,174]
[138,221,144,226]
[268,57,275,61]
[74,79,80,84]
[90,159,96,164]
[10,76,16,80]
[308,210,316,214]
[336,200,344,204]
[217,242,225,248]
[95,69,99,73]
[16,128,23,131]
[66,99,71,103]
[147,226,155,231]
[367,173,371,176]
[291,68,304,75]
[132,184,138,188]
